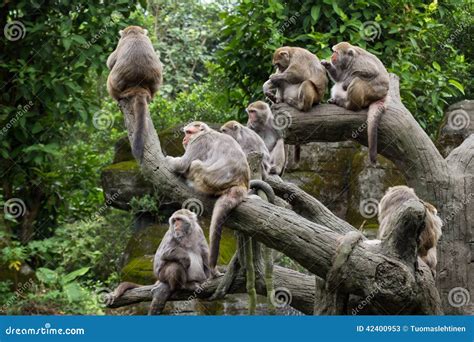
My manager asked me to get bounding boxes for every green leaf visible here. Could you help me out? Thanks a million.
[36,267,59,285]
[64,282,86,302]
[62,267,90,284]
[310,5,321,22]
[432,61,441,72]
[448,79,465,94]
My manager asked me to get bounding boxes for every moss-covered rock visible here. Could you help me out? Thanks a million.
[346,148,405,230]
[101,161,152,211]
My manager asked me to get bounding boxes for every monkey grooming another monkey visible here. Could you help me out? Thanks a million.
[166,122,252,277]
[220,120,273,178]
[321,42,389,164]
[107,26,163,162]
[263,46,327,112]
[107,209,210,311]
[377,185,442,275]
[246,101,287,175]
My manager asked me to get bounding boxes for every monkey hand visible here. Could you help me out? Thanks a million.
[320,60,331,69]
[209,267,223,279]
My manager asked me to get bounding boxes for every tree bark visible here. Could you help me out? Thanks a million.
[110,74,454,315]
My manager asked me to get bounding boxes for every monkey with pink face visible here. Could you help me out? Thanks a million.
[166,121,273,277]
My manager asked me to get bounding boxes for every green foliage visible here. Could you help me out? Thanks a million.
[150,63,238,130]
[147,0,224,97]
[0,1,141,239]
[216,0,472,134]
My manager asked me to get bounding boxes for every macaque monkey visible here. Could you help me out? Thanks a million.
[377,186,442,275]
[107,26,163,162]
[321,42,389,164]
[246,101,287,175]
[107,209,210,308]
[263,46,327,112]
[166,122,251,277]
[220,120,273,178]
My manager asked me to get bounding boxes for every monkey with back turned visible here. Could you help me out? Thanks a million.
[107,26,163,162]
[321,42,389,164]
[377,185,442,275]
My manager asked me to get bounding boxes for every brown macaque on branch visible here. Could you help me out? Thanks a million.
[107,26,163,162]
[321,42,389,164]
[166,121,254,277]
[263,46,327,112]
[107,209,210,306]
[377,185,443,275]
[246,101,287,175]
[220,120,273,179]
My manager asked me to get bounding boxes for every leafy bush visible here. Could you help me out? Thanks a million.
[216,0,471,134]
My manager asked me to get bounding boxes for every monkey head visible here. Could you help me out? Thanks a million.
[119,25,148,38]
[328,42,357,70]
[169,209,197,241]
[272,47,292,72]
[182,121,211,148]
[246,101,271,130]
[378,185,417,223]
[220,121,242,140]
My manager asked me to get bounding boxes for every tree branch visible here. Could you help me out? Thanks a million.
[275,74,450,203]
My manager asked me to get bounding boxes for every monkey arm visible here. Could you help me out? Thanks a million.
[270,138,286,175]
[161,247,191,269]
[106,51,118,70]
[269,68,305,85]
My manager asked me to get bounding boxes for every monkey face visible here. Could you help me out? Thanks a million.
[246,107,267,129]
[170,215,191,240]
[220,121,240,139]
[331,43,356,70]
[182,122,209,147]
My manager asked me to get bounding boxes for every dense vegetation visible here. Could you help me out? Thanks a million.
[0,0,471,314]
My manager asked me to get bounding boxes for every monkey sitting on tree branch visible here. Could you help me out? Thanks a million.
[105,28,458,313]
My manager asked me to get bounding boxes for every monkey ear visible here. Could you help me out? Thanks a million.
[143,29,149,36]
[119,30,124,37]
[348,48,355,56]
[279,51,289,58]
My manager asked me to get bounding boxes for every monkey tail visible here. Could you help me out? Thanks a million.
[367,97,386,164]
[249,179,276,204]
[121,88,150,163]
[209,186,247,270]
[111,281,142,300]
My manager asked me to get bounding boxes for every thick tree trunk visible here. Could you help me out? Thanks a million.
[108,74,456,315]
[274,75,473,315]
